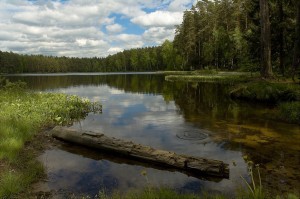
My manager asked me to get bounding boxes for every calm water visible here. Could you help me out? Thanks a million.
[7,73,300,197]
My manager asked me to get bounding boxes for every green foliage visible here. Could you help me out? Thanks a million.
[0,90,100,160]
[230,82,300,102]
[191,70,218,75]
[0,1,298,75]
[0,157,44,198]
[239,157,265,199]
[0,171,23,198]
[0,82,101,198]
[0,46,167,73]
[165,71,252,84]
[95,188,226,199]
[279,102,300,124]
[172,0,297,76]
[89,186,298,199]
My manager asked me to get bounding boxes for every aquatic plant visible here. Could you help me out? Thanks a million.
[278,102,300,124]
[240,161,265,199]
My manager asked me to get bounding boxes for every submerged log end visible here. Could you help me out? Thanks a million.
[186,159,229,178]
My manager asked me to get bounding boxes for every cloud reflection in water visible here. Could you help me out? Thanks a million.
[36,83,248,197]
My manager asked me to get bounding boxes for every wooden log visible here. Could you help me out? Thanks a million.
[50,126,229,178]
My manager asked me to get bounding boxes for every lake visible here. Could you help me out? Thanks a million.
[6,73,300,197]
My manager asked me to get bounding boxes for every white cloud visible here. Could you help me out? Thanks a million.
[106,24,124,34]
[0,0,194,57]
[108,47,123,54]
[143,27,175,45]
[131,11,183,28]
[109,34,144,49]
[168,0,194,12]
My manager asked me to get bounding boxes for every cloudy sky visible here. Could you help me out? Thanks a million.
[0,0,196,58]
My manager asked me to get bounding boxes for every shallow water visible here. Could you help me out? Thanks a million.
[7,73,300,197]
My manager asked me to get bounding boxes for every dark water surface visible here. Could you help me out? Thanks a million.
[7,73,300,197]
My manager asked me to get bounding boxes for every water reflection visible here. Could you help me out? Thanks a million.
[38,142,227,197]
[6,73,299,196]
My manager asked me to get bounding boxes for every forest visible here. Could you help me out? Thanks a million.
[0,0,299,78]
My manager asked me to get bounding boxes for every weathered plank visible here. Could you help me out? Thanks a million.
[50,126,229,178]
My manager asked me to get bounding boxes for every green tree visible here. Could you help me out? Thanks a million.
[292,0,300,80]
[260,0,273,77]
[161,40,176,70]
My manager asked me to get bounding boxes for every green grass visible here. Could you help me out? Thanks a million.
[164,71,254,84]
[81,187,299,199]
[94,188,225,199]
[162,69,219,76]
[0,81,101,198]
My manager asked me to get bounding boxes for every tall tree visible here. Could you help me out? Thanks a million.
[292,0,300,80]
[260,0,273,77]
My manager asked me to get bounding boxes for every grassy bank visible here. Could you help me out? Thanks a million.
[164,71,255,84]
[230,81,300,124]
[0,81,101,198]
[230,82,300,102]
[164,71,300,124]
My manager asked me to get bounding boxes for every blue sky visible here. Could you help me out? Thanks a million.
[0,0,196,57]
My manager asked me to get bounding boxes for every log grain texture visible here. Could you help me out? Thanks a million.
[50,126,229,178]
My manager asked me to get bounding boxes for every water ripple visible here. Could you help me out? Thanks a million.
[176,129,209,140]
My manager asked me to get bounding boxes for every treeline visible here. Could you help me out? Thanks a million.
[0,0,299,75]
[0,46,168,73]
[0,51,102,73]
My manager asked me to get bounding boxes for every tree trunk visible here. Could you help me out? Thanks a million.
[278,1,285,76]
[260,0,273,78]
[198,40,202,69]
[50,126,229,178]
[292,1,300,81]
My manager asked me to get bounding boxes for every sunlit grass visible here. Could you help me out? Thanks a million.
[165,71,254,83]
[0,81,101,198]
[0,171,23,198]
